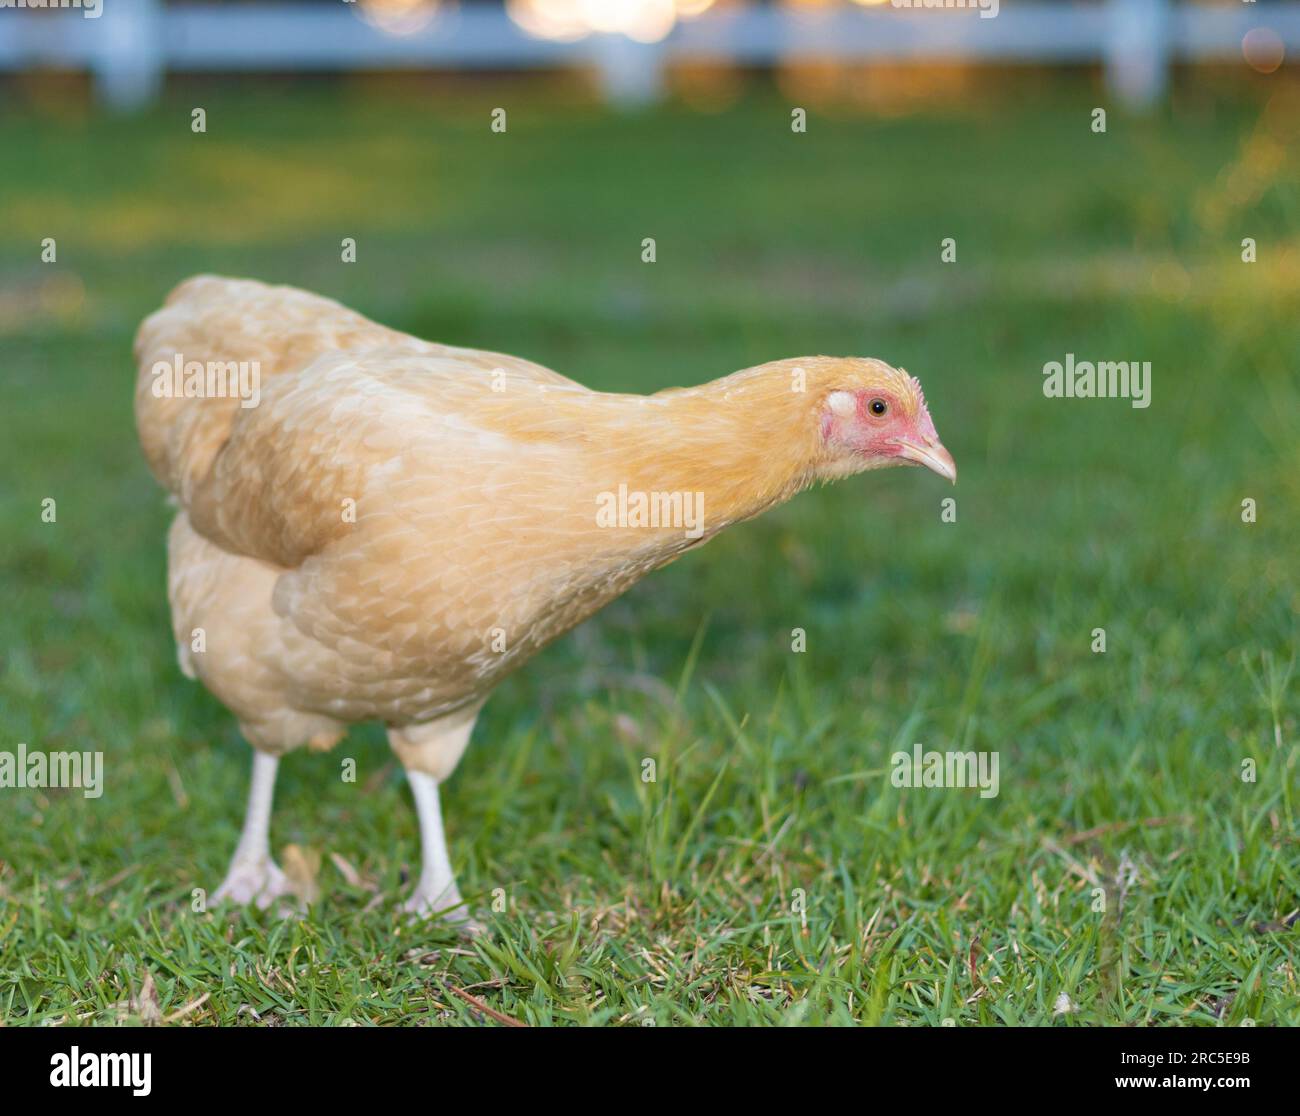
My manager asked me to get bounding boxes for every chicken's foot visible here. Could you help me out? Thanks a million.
[212,750,294,910]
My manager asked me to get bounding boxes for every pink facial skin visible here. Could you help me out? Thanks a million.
[860,390,935,455]
[822,386,957,483]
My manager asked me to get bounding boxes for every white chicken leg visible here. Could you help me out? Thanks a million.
[403,770,472,922]
[388,709,481,928]
[212,751,291,908]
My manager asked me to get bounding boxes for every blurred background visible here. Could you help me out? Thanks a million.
[2,0,1298,1024]
[0,0,1297,110]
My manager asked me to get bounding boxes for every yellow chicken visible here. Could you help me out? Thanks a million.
[135,276,956,924]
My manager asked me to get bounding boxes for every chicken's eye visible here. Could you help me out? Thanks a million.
[868,398,888,417]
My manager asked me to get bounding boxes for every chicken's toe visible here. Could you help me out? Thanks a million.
[213,858,293,910]
[401,889,484,935]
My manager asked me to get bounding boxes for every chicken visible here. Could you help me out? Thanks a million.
[134,276,956,925]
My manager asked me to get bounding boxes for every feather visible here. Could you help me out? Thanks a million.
[137,276,939,749]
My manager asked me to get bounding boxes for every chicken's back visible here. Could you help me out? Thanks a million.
[134,276,581,504]
[135,277,414,501]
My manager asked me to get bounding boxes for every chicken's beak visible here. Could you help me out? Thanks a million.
[894,436,957,484]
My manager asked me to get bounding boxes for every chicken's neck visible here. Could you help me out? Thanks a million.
[594,368,828,552]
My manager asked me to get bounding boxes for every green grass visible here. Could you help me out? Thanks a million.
[1,74,1297,1026]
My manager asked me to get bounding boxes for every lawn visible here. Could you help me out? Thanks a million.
[0,72,1297,1026]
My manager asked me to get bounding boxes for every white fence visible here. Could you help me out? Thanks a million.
[0,0,1296,111]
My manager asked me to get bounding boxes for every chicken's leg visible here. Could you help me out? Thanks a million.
[403,770,471,921]
[212,750,291,909]
[388,707,481,927]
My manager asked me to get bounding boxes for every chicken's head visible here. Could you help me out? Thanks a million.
[813,358,956,484]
